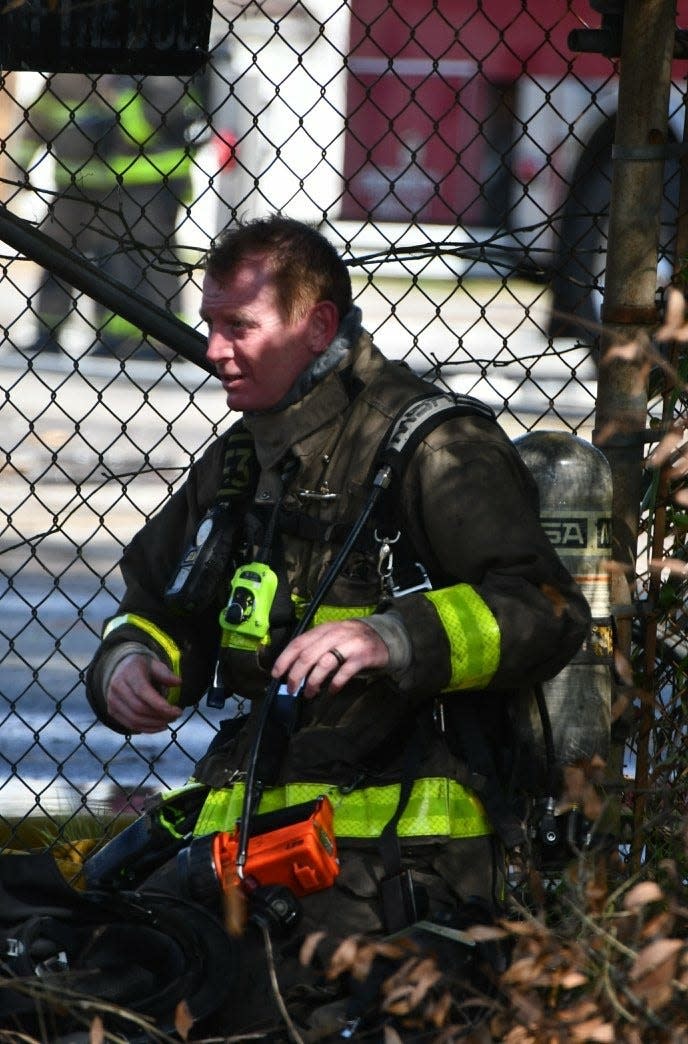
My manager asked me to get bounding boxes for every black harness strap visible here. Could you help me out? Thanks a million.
[378,392,495,478]
[237,392,495,878]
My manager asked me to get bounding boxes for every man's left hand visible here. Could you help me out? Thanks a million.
[271,619,389,699]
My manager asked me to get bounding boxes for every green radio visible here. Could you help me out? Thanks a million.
[219,562,278,648]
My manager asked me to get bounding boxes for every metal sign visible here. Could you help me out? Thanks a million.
[0,0,213,75]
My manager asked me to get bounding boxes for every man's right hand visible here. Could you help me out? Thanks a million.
[106,653,183,733]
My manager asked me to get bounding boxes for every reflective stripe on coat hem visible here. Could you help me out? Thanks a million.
[193,777,492,840]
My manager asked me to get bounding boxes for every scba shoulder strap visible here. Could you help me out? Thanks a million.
[378,391,495,479]
[372,391,496,561]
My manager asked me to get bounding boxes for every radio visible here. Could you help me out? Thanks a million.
[164,504,237,614]
[218,561,278,648]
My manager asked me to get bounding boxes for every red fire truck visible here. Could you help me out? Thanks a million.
[341,0,687,335]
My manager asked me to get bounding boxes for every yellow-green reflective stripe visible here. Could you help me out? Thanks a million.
[103,613,182,705]
[424,585,500,691]
[292,597,377,626]
[313,604,376,625]
[108,150,191,182]
[52,152,191,188]
[117,90,155,144]
[193,778,491,840]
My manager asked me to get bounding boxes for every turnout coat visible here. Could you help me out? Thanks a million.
[87,331,590,857]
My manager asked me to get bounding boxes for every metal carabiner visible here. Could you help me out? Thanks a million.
[374,528,400,590]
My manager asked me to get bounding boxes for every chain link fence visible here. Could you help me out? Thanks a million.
[0,1,685,863]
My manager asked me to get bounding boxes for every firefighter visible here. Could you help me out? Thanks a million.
[12,72,202,357]
[86,215,590,1036]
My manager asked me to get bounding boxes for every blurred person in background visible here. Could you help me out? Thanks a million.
[11,72,205,358]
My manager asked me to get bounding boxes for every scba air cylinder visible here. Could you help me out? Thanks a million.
[514,431,614,780]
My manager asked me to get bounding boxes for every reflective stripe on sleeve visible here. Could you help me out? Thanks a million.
[312,604,376,625]
[424,584,500,690]
[291,596,377,626]
[102,613,182,705]
[193,777,491,841]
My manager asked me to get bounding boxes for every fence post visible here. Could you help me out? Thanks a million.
[592,0,676,867]
[593,0,675,574]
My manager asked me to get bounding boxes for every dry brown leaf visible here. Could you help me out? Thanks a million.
[381,955,419,995]
[630,977,674,1012]
[655,286,688,341]
[503,1022,537,1042]
[174,999,194,1042]
[553,999,599,1023]
[554,968,588,990]
[562,764,587,805]
[350,941,380,982]
[613,648,634,687]
[510,987,544,1027]
[383,956,442,1014]
[588,754,607,779]
[498,918,549,938]
[602,557,632,576]
[350,939,409,985]
[640,910,675,940]
[629,938,684,1011]
[426,987,453,1028]
[629,937,683,980]
[326,935,363,980]
[623,880,665,911]
[299,930,327,967]
[597,339,656,394]
[610,689,631,722]
[601,339,649,366]
[500,955,543,987]
[373,939,414,961]
[670,454,688,481]
[646,425,687,469]
[465,923,510,942]
[650,555,688,578]
[570,1017,615,1042]
[89,1016,104,1044]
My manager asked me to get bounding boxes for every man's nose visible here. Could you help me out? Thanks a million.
[206,329,233,361]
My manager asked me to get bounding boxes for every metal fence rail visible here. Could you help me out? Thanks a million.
[0,0,685,862]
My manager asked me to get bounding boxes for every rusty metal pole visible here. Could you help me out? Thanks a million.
[592,0,676,869]
[593,0,676,572]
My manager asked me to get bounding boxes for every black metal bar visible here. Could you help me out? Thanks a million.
[0,204,214,375]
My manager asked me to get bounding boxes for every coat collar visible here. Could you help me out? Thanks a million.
[243,329,385,472]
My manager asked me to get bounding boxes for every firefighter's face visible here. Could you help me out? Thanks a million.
[201,258,337,413]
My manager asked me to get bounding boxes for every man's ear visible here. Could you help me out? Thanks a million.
[308,300,340,355]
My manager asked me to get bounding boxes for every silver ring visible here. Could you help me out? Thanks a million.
[329,647,345,668]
